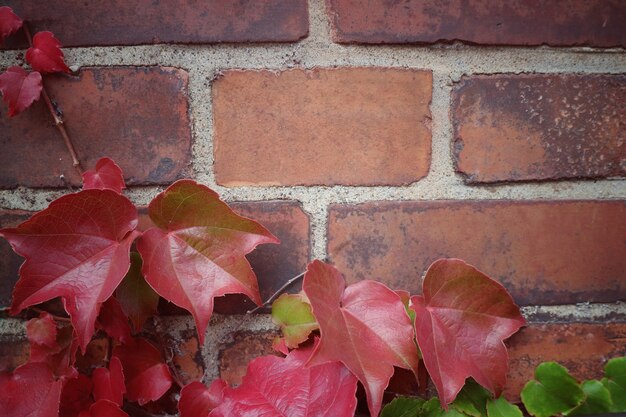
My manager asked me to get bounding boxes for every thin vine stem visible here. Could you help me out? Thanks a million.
[23,23,83,175]
[246,271,305,315]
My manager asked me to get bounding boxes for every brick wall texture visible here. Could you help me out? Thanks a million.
[1,0,625,412]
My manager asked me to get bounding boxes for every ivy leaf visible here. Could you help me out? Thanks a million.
[486,397,523,417]
[380,396,425,417]
[452,379,492,417]
[271,292,318,348]
[25,31,70,74]
[137,180,279,343]
[209,342,358,417]
[602,357,626,411]
[82,158,126,194]
[115,252,159,332]
[1,190,140,351]
[303,260,419,417]
[59,374,93,417]
[179,380,226,417]
[0,7,22,44]
[566,380,612,416]
[92,357,125,406]
[421,398,467,417]
[520,362,585,417]
[88,399,129,417]
[0,362,64,417]
[97,296,132,343]
[26,312,57,349]
[410,259,525,406]
[0,66,42,117]
[112,337,172,405]
[27,313,78,378]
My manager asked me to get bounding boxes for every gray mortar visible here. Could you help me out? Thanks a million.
[0,0,625,362]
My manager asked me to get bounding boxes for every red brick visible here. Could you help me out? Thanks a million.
[327,200,626,305]
[327,0,626,47]
[4,0,308,47]
[218,330,281,386]
[170,331,204,385]
[0,210,31,307]
[504,322,626,401]
[452,74,626,183]
[0,67,191,189]
[213,68,432,186]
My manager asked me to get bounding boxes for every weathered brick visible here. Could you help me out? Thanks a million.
[0,67,191,189]
[0,336,29,372]
[504,322,626,401]
[452,74,626,183]
[139,201,310,314]
[170,331,204,385]
[0,210,31,307]
[327,0,626,47]
[218,330,281,386]
[4,0,308,47]
[327,200,626,305]
[213,68,432,186]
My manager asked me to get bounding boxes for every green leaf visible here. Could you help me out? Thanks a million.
[452,379,492,417]
[603,356,626,412]
[566,380,612,415]
[271,292,319,348]
[486,397,523,417]
[420,398,468,417]
[520,362,585,417]
[381,396,425,417]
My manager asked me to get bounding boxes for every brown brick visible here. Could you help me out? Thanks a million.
[170,331,204,385]
[4,0,308,47]
[0,336,29,372]
[327,200,626,305]
[218,330,281,386]
[213,68,432,186]
[327,0,626,47]
[0,67,191,189]
[140,201,311,314]
[504,322,626,401]
[0,210,31,307]
[452,74,626,183]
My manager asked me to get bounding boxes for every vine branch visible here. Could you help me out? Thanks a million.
[246,271,305,315]
[23,23,83,175]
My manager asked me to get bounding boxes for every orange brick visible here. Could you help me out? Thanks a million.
[218,330,280,386]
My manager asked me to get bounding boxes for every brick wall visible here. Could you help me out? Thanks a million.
[1,0,625,411]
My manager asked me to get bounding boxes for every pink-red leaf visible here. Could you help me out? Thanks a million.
[97,297,132,343]
[25,31,70,74]
[0,66,42,116]
[0,7,22,44]
[209,343,358,417]
[26,313,78,379]
[82,158,126,194]
[303,260,419,417]
[137,180,279,343]
[112,337,172,405]
[114,252,159,332]
[59,374,93,417]
[179,380,226,417]
[0,363,63,417]
[410,259,526,407]
[92,357,125,406]
[1,190,140,351]
[88,400,129,417]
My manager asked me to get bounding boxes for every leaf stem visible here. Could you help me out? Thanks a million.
[23,22,83,175]
[246,271,305,314]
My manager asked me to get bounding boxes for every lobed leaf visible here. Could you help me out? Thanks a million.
[0,7,22,44]
[92,357,126,406]
[137,180,278,343]
[421,398,467,417]
[486,397,523,417]
[27,313,78,379]
[303,260,419,417]
[97,296,132,343]
[59,374,93,417]
[114,252,159,332]
[82,158,126,194]
[0,362,63,417]
[25,31,70,74]
[1,189,140,351]
[0,66,42,116]
[520,362,584,417]
[451,379,492,417]
[88,399,129,417]
[380,396,425,417]
[179,380,226,417]
[271,292,318,348]
[566,380,612,416]
[602,356,626,411]
[411,259,525,406]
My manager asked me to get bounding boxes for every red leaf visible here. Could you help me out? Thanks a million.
[59,374,93,417]
[410,259,526,407]
[25,31,70,74]
[179,380,226,417]
[0,363,63,417]
[92,357,126,406]
[82,158,126,194]
[27,313,78,379]
[0,66,42,116]
[1,190,140,351]
[209,343,358,417]
[137,180,279,343]
[88,399,129,417]
[115,252,159,332]
[97,297,132,343]
[112,337,172,405]
[303,260,419,417]
[0,7,22,44]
